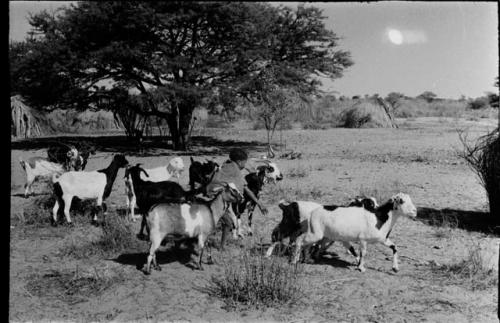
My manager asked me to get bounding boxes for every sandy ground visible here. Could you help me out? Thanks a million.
[10,117,499,322]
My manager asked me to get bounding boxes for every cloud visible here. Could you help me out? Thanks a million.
[400,29,428,44]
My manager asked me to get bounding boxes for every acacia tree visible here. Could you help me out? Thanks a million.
[11,2,353,150]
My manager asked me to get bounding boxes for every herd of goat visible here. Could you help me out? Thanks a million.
[18,142,417,275]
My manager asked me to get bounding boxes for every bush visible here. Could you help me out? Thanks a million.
[467,97,490,110]
[459,128,500,222]
[205,248,304,310]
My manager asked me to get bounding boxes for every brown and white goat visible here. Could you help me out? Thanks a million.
[143,182,243,274]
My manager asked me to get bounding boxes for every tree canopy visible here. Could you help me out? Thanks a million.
[10,1,354,149]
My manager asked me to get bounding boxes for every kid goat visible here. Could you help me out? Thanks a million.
[124,157,185,221]
[19,157,67,197]
[291,193,417,272]
[51,154,129,225]
[143,182,243,274]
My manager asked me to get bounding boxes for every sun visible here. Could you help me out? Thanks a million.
[388,29,403,45]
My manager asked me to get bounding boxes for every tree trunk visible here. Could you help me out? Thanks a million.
[166,102,194,151]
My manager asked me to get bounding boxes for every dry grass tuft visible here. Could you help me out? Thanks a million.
[60,215,142,259]
[205,241,304,310]
[25,266,125,305]
[430,242,497,291]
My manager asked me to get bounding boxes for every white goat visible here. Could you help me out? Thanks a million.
[19,157,66,197]
[143,182,243,274]
[265,197,378,261]
[125,156,185,221]
[291,193,417,272]
[52,154,129,225]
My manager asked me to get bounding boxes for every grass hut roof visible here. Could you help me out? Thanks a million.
[340,97,397,128]
[11,95,52,138]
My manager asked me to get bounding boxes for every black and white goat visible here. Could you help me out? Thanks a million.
[291,193,417,272]
[19,157,67,198]
[188,157,219,190]
[266,197,378,262]
[124,157,185,221]
[124,164,200,239]
[143,182,243,274]
[231,159,283,237]
[51,154,129,225]
[47,142,97,171]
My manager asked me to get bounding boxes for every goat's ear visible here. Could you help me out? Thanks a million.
[190,156,194,162]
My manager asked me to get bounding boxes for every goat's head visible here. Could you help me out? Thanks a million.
[389,193,417,218]
[348,196,379,212]
[124,163,149,180]
[167,157,185,178]
[202,159,219,180]
[112,154,129,168]
[254,159,283,183]
[272,200,301,242]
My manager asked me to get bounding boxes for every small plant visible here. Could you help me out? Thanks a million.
[430,242,497,290]
[205,245,304,310]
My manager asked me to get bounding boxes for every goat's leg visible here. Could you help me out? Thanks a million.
[143,237,162,275]
[137,213,149,240]
[130,194,137,221]
[197,235,205,270]
[52,199,60,226]
[92,196,103,224]
[247,204,256,236]
[206,241,214,265]
[357,240,368,272]
[265,242,279,257]
[62,195,73,225]
[291,234,306,264]
[342,241,359,264]
[384,238,399,272]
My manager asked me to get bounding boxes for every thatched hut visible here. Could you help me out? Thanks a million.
[11,95,51,139]
[340,97,397,128]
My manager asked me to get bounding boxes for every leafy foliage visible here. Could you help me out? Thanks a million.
[11,2,353,149]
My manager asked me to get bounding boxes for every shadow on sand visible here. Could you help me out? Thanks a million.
[11,135,268,157]
[416,206,499,236]
[112,244,198,271]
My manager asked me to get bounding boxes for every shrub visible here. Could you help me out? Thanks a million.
[205,247,304,310]
[467,97,490,110]
[458,128,500,222]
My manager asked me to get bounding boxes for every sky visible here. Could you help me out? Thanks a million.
[9,1,499,99]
